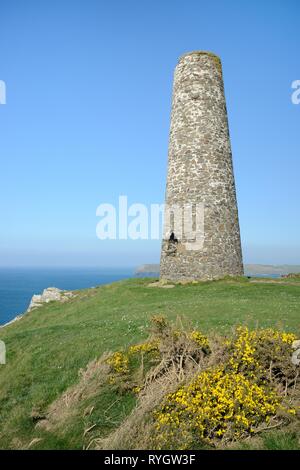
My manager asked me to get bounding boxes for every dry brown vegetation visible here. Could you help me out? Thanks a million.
[34,316,299,450]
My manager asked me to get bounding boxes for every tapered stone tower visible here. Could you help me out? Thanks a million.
[160,51,243,280]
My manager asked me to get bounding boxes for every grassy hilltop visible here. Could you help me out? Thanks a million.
[0,276,299,450]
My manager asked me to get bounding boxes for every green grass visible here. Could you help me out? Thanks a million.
[232,428,300,450]
[0,277,299,449]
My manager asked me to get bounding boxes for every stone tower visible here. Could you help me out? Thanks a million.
[160,51,243,280]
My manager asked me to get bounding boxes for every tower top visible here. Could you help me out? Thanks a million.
[178,51,222,74]
[179,51,221,62]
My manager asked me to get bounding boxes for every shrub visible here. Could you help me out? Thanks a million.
[227,326,298,391]
[101,318,299,450]
[153,367,281,449]
[107,351,129,374]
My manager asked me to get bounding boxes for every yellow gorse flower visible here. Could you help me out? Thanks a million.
[153,366,281,448]
[227,326,297,374]
[189,330,210,350]
[152,326,298,448]
[128,340,159,355]
[107,351,129,374]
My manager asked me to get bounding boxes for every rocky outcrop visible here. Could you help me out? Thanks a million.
[27,287,74,312]
[0,287,75,329]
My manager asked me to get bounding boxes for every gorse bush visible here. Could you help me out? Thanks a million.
[128,339,160,355]
[154,368,281,449]
[152,324,299,448]
[107,351,129,374]
[102,317,299,450]
[227,327,298,390]
[106,315,211,388]
[189,330,210,351]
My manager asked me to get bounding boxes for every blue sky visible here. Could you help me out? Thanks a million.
[0,0,299,267]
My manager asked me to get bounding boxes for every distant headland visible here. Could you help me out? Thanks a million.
[135,264,300,277]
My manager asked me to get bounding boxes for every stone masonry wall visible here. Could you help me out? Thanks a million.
[160,51,243,280]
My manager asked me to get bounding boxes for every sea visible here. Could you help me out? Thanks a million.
[0,267,134,326]
[0,267,282,327]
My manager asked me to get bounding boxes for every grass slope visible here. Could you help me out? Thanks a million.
[0,277,299,449]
